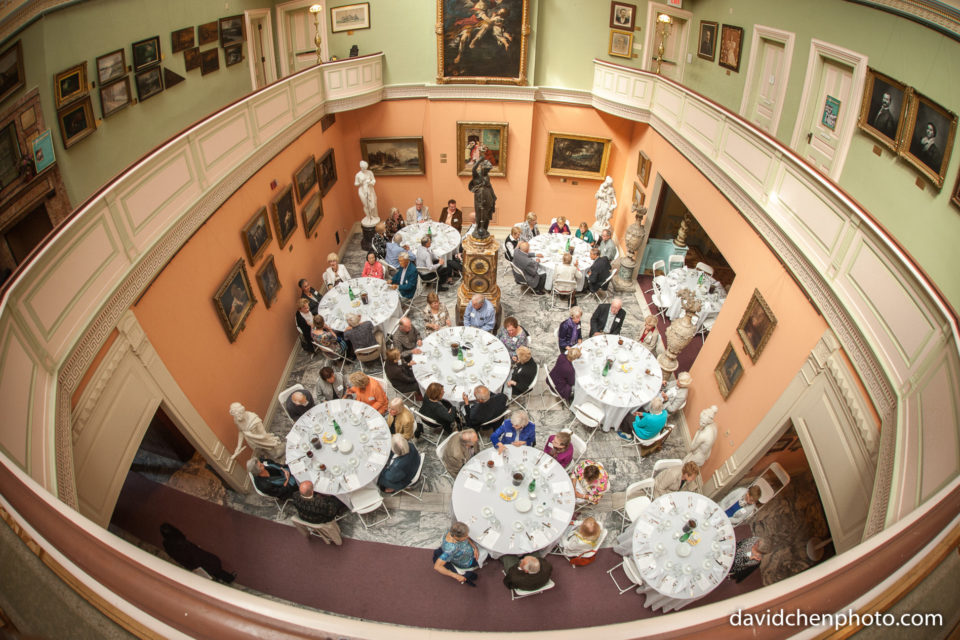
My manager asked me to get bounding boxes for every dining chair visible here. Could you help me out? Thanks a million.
[396,453,427,502]
[694,262,714,276]
[278,383,306,421]
[511,579,556,600]
[249,472,290,520]
[667,254,685,274]
[552,277,578,309]
[607,555,644,595]
[349,486,390,529]
[590,268,618,303]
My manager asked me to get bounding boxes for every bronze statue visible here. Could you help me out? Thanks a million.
[469,159,496,239]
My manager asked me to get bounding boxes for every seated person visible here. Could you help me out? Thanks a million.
[385,397,416,440]
[548,347,580,403]
[422,291,452,335]
[378,434,421,493]
[554,252,580,289]
[421,382,462,435]
[295,299,316,353]
[385,348,420,397]
[392,317,422,359]
[570,460,609,505]
[720,484,762,526]
[558,306,583,351]
[384,238,407,269]
[284,389,315,420]
[416,236,450,292]
[406,197,430,224]
[519,211,539,243]
[507,346,537,396]
[432,521,480,585]
[548,215,571,234]
[343,314,383,356]
[496,316,529,361]
[561,517,604,555]
[315,366,346,401]
[585,247,611,293]
[312,314,346,355]
[246,457,298,499]
[502,554,552,591]
[618,397,667,441]
[490,409,536,451]
[512,241,547,294]
[298,278,322,314]
[462,385,508,431]
[440,198,463,231]
[656,371,691,413]
[637,314,660,353]
[575,221,594,244]
[462,294,495,331]
[390,252,419,299]
[347,371,388,414]
[504,225,522,261]
[596,228,618,261]
[292,480,346,523]
[653,460,700,498]
[441,429,480,477]
[589,298,626,336]
[730,537,770,583]
[371,222,388,260]
[322,253,350,289]
[543,429,574,469]
[361,251,384,279]
[385,207,405,242]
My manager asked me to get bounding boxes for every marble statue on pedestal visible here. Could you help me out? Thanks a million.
[228,402,285,462]
[592,176,617,236]
[354,161,379,225]
[684,405,718,467]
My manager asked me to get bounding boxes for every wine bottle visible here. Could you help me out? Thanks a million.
[348,285,355,300]
[333,419,342,435]
[602,358,612,376]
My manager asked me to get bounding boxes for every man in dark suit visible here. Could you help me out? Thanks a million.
[462,385,508,431]
[586,247,611,293]
[440,199,463,233]
[590,298,626,336]
[390,252,418,299]
[512,241,546,294]
[298,278,322,314]
[284,389,315,421]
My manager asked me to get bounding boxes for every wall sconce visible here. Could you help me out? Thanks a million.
[309,4,323,65]
[655,13,673,75]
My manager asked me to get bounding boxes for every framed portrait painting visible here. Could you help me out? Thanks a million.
[294,155,318,203]
[213,259,256,342]
[171,27,195,53]
[99,77,132,118]
[698,21,718,61]
[609,2,637,30]
[544,132,612,180]
[331,3,371,32]
[637,150,652,187]
[302,192,323,237]
[632,181,645,210]
[359,137,425,176]
[318,148,337,196]
[737,289,777,363]
[271,185,298,249]
[57,97,96,148]
[437,0,530,85]
[0,41,25,106]
[135,66,164,102]
[718,24,743,72]
[457,121,507,177]
[132,36,161,71]
[95,49,127,86]
[255,255,282,309]
[54,63,88,108]
[715,342,744,399]
[219,15,246,47]
[608,30,633,59]
[241,206,272,265]
[857,69,910,152]
[899,91,957,189]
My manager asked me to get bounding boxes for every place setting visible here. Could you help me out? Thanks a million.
[411,326,510,403]
[316,277,399,332]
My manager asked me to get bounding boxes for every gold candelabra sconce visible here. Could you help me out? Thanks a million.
[310,4,324,65]
[655,13,673,75]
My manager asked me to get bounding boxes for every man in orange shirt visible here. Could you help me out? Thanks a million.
[347,371,388,414]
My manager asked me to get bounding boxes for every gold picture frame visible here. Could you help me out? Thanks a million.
[359,137,426,176]
[715,342,744,399]
[898,90,957,189]
[436,0,530,85]
[544,132,611,180]
[456,121,508,177]
[737,289,777,363]
[857,68,911,153]
[213,259,257,343]
[637,150,652,187]
[57,96,97,149]
[301,191,323,237]
[240,206,272,265]
[608,29,633,59]
[54,62,88,108]
[271,185,297,249]
[255,255,282,309]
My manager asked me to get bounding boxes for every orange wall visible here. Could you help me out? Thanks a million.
[133,117,358,447]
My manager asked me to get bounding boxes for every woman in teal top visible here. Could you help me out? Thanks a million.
[433,521,480,585]
[620,398,667,440]
[575,221,594,244]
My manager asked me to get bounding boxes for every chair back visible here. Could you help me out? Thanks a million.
[624,479,654,503]
[652,458,683,475]
[478,408,510,430]
[411,407,443,431]
[573,402,604,428]
[651,259,665,279]
[667,254,685,272]
[756,461,790,504]
[553,278,577,295]
[510,262,526,284]
[354,344,381,363]
[249,472,276,501]
[349,486,384,514]
[694,262,714,276]
[278,383,306,420]
[417,267,439,282]
[436,430,459,462]
[570,432,587,461]
[603,268,618,288]
[637,423,674,446]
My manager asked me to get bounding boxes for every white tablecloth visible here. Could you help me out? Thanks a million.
[285,400,391,507]
[411,326,510,405]
[316,277,400,333]
[395,222,460,260]
[658,267,726,330]
[629,492,735,610]
[572,335,663,432]
[452,445,575,557]
[528,234,594,290]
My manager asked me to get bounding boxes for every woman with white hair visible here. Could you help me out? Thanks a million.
[661,371,692,413]
[377,433,420,493]
[322,252,351,289]
[489,409,536,451]
[618,397,667,441]
[638,315,660,354]
[519,212,539,242]
[558,306,583,351]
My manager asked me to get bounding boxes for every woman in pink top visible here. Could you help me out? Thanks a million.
[361,252,384,279]
[544,430,574,469]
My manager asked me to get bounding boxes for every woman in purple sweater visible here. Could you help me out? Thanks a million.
[549,347,581,402]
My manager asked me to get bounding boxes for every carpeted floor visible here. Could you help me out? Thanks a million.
[636,273,703,374]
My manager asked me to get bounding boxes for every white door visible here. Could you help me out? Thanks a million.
[245,9,277,90]
[276,0,327,77]
[643,2,691,82]
[740,26,794,136]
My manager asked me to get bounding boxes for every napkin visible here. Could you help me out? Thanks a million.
[316,477,333,494]
[635,521,655,536]
[531,530,550,548]
[345,473,359,487]
[481,530,501,547]
[552,507,567,522]
[551,481,568,494]
[288,458,308,477]
[661,575,678,594]
[463,478,484,493]
[695,574,711,592]
[287,430,302,445]
[370,452,388,465]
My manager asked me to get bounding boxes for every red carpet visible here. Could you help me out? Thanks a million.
[111,472,761,632]
[637,274,703,373]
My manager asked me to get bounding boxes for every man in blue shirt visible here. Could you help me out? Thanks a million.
[490,409,536,451]
[463,293,495,332]
[390,252,418,299]
[384,240,407,269]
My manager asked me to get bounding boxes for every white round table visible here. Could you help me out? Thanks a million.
[395,222,460,260]
[572,334,663,432]
[658,267,726,329]
[528,234,594,290]
[316,277,399,333]
[630,492,735,608]
[411,326,510,405]
[452,445,575,557]
[285,400,391,506]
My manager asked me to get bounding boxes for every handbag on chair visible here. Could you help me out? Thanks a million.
[567,549,598,567]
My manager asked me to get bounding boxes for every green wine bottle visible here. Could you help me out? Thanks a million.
[458,347,465,361]
[528,478,536,492]
[602,358,612,376]
[348,285,356,300]
[333,419,342,435]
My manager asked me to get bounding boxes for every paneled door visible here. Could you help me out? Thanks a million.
[276,0,327,77]
[740,26,794,136]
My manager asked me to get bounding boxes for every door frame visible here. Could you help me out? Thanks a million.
[276,0,328,78]
[789,39,868,181]
[739,25,795,137]
[641,1,691,81]
[245,8,277,90]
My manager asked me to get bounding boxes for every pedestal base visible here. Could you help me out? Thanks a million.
[455,234,502,330]
[360,222,377,252]
[613,258,637,292]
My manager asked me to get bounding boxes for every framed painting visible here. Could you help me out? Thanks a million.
[32,129,55,174]
[457,121,507,177]
[219,15,246,47]
[184,47,201,71]
[637,150,652,186]
[359,137,425,175]
[200,48,220,75]
[737,289,777,363]
[255,255,282,309]
[610,2,637,30]
[953,168,960,210]
[241,206,272,265]
[99,77,132,118]
[715,342,744,399]
[0,123,19,189]
[698,21,718,61]
[608,30,633,59]
[320,113,336,132]
[718,24,743,72]
[318,148,338,196]
[899,91,957,189]
[544,132,611,180]
[213,259,256,342]
[294,155,318,203]
[271,185,298,249]
[171,27,195,53]
[135,66,164,102]
[57,97,96,148]
[132,36,161,71]
[331,3,370,32]
[437,0,530,85]
[95,49,127,86]
[198,21,219,46]
[302,192,323,237]
[857,68,910,152]
[0,41,25,106]
[224,44,244,67]
[632,181,645,210]
[54,63,88,108]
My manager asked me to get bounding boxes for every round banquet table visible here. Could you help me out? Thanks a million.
[285,400,391,508]
[411,326,510,405]
[658,267,726,329]
[316,277,400,333]
[628,491,735,611]
[572,334,663,432]
[528,234,594,290]
[395,221,460,260]
[451,445,576,557]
